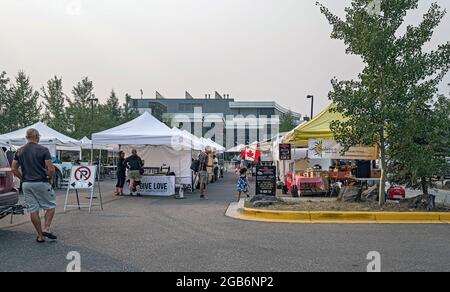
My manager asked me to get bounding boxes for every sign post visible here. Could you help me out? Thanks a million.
[255,165,277,196]
[64,165,103,213]
[279,143,292,161]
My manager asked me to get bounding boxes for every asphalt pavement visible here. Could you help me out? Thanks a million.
[1,174,449,272]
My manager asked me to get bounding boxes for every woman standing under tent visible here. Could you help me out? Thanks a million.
[115,151,126,196]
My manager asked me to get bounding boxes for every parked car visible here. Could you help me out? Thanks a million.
[0,147,23,222]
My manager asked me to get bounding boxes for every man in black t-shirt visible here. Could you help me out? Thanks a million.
[11,129,57,243]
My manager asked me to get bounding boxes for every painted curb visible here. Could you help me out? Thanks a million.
[240,207,450,224]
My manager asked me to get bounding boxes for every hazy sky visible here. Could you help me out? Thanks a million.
[1,0,449,116]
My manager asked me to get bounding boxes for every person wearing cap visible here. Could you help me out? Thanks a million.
[11,128,57,243]
[125,149,143,197]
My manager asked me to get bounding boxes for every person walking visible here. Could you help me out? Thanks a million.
[115,151,126,196]
[11,129,57,243]
[125,149,143,197]
[236,167,250,201]
[198,148,209,199]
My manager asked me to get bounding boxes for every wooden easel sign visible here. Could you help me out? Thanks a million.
[64,165,103,213]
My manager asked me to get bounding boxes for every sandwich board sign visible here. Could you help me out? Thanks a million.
[64,165,103,213]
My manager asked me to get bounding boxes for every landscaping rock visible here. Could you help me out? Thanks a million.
[249,195,278,203]
[252,200,275,208]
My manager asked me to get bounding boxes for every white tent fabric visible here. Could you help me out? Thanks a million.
[171,128,205,151]
[121,145,192,184]
[92,112,185,147]
[79,136,119,152]
[199,138,225,153]
[92,112,196,186]
[226,144,246,153]
[0,122,80,146]
[0,122,81,157]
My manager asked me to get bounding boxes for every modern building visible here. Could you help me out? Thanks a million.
[130,91,302,148]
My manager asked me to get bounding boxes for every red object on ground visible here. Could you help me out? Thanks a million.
[285,172,293,191]
[389,186,406,200]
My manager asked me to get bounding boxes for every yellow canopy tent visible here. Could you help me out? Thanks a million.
[282,104,346,146]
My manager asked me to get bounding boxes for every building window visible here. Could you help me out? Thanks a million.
[178,103,203,112]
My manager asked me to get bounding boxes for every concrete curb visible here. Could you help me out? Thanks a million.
[225,200,450,224]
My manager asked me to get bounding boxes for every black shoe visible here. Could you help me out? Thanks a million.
[137,193,142,197]
[43,232,58,240]
[36,237,46,244]
[130,193,134,196]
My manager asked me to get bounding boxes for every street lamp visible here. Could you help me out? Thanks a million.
[307,95,314,119]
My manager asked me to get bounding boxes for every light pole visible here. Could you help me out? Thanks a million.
[307,95,314,119]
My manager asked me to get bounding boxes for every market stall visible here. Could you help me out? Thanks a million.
[280,104,380,197]
[92,112,196,197]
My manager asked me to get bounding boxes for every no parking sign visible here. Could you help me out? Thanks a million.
[65,165,103,213]
[69,166,97,190]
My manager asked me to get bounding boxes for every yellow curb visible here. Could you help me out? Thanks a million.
[243,208,311,221]
[440,213,450,223]
[310,211,376,222]
[241,207,450,224]
[375,212,441,223]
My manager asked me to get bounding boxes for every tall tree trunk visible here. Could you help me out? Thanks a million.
[421,176,429,203]
[379,136,387,206]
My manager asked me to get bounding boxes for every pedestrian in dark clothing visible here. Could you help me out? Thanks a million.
[115,151,126,196]
[125,149,143,196]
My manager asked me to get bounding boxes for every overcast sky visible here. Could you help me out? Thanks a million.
[1,0,449,116]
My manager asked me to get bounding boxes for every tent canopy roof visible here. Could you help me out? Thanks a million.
[0,122,80,146]
[92,112,190,148]
[282,104,346,145]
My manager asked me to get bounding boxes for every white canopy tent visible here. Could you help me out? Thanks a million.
[199,138,226,153]
[0,122,81,158]
[226,144,246,153]
[92,112,194,185]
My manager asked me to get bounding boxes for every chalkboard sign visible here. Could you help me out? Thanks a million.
[255,166,277,196]
[279,144,292,161]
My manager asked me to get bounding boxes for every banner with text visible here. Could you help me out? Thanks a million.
[308,140,378,161]
[124,176,176,197]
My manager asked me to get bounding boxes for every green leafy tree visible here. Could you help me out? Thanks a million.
[41,76,69,134]
[121,93,139,123]
[7,71,41,130]
[67,77,97,139]
[98,89,123,129]
[390,95,450,208]
[0,71,11,134]
[279,110,297,132]
[318,0,450,205]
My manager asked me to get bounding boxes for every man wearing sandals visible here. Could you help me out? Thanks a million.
[11,129,57,243]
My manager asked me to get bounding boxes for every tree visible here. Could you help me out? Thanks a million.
[317,0,450,205]
[389,95,450,208]
[279,110,297,132]
[121,93,139,123]
[7,71,41,130]
[41,76,69,134]
[67,77,97,139]
[99,89,123,129]
[0,71,11,134]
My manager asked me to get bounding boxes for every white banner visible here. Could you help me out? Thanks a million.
[308,140,378,160]
[69,165,97,189]
[124,175,176,197]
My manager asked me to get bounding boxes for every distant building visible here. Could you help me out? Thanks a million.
[130,91,302,148]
